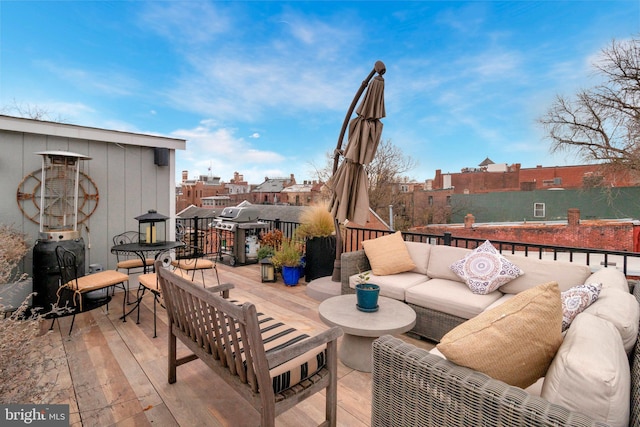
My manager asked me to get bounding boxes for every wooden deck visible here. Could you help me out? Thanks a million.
[36,262,434,426]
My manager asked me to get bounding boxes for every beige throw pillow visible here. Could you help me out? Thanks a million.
[436,281,563,388]
[362,231,416,276]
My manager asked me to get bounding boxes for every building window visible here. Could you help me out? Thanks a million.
[446,196,451,206]
[428,196,433,206]
[534,202,545,218]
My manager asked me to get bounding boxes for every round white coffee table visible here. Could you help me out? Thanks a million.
[318,294,416,372]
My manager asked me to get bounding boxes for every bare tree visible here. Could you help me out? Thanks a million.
[538,36,640,178]
[366,139,417,223]
[1,99,67,122]
[309,139,418,227]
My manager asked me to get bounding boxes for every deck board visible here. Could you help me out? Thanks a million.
[35,262,434,426]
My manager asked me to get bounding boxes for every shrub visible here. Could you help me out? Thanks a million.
[0,224,30,284]
[259,229,283,251]
[0,298,69,404]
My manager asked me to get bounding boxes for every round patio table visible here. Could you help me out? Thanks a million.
[318,294,416,372]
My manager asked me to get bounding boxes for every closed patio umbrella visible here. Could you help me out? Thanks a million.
[328,60,386,280]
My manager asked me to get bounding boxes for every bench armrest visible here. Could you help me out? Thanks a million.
[205,282,234,298]
[266,326,343,368]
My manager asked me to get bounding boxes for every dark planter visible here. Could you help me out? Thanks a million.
[282,265,301,286]
[304,236,336,282]
[355,283,380,312]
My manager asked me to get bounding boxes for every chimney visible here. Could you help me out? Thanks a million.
[568,208,580,227]
[464,213,475,228]
[182,170,188,182]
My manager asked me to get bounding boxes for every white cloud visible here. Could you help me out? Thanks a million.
[139,2,230,45]
[250,133,260,139]
[172,120,286,183]
[36,61,139,97]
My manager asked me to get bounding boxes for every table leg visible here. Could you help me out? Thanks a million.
[339,333,377,372]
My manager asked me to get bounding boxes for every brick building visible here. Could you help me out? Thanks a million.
[280,180,326,206]
[176,171,251,212]
[430,161,635,194]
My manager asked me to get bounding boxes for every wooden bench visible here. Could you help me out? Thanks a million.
[156,261,343,427]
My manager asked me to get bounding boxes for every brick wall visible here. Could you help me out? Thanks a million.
[413,211,638,252]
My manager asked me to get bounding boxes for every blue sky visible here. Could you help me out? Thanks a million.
[2,1,639,186]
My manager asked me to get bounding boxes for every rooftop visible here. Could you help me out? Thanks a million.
[32,262,433,426]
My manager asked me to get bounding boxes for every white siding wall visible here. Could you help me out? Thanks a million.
[0,126,181,274]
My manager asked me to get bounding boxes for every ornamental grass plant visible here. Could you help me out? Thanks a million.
[294,203,335,239]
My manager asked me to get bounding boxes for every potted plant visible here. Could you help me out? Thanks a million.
[0,224,33,314]
[272,238,303,286]
[257,244,276,261]
[355,271,380,312]
[295,203,336,282]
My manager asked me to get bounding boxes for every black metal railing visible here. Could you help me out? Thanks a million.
[175,217,640,276]
[257,218,299,239]
[175,216,301,256]
[175,216,216,255]
[343,228,640,277]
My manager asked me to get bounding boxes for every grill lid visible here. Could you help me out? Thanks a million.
[216,207,260,223]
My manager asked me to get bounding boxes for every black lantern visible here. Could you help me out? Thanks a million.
[260,258,276,283]
[135,210,168,246]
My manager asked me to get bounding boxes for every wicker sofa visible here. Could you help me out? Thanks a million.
[341,240,639,426]
[369,282,640,427]
[340,242,625,342]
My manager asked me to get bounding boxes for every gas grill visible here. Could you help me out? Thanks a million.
[212,207,268,266]
[213,207,261,231]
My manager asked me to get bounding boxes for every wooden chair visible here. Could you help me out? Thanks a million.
[55,246,129,335]
[157,262,342,427]
[112,231,155,275]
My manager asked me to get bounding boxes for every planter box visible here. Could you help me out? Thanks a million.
[305,236,336,282]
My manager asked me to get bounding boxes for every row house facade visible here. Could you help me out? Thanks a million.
[176,171,328,213]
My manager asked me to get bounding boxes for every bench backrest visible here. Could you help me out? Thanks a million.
[157,266,270,397]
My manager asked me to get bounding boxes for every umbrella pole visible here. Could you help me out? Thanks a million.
[331,61,386,282]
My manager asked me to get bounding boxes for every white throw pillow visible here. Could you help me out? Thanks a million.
[449,240,523,295]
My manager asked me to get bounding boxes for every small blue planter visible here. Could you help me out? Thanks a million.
[282,265,301,286]
[355,283,380,312]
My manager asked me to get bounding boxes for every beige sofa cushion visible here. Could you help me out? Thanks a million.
[482,293,516,312]
[586,267,629,292]
[583,287,640,353]
[362,231,416,275]
[427,245,471,282]
[436,282,563,389]
[349,271,429,301]
[541,313,630,427]
[500,255,591,294]
[405,278,502,319]
[405,241,431,276]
